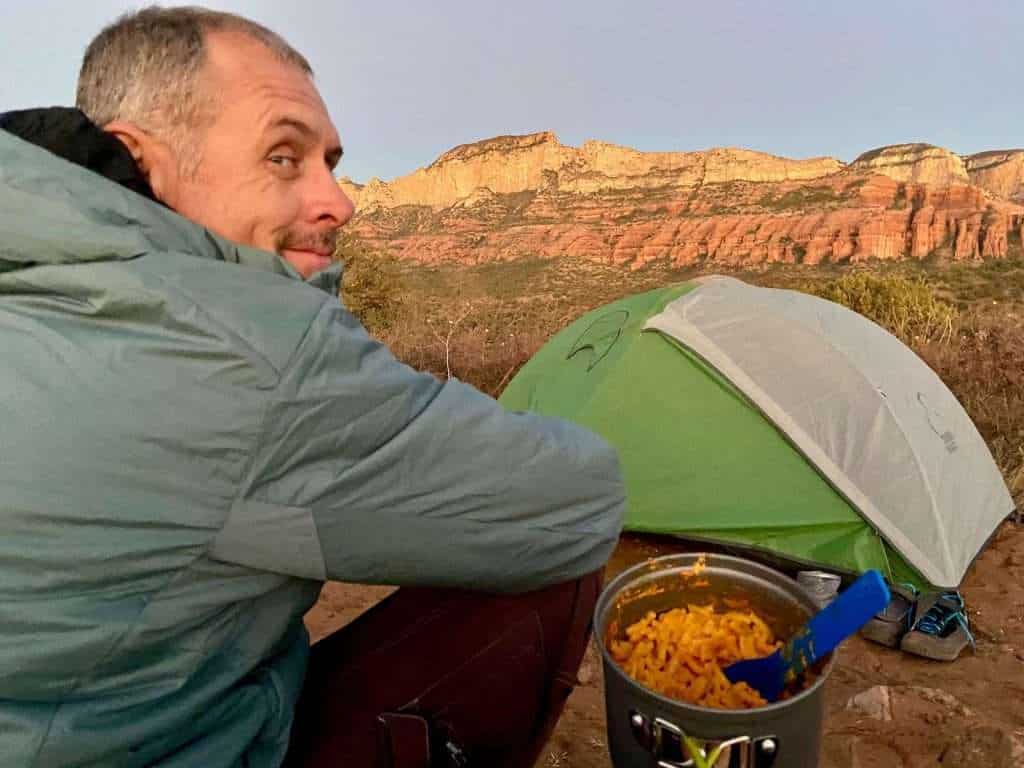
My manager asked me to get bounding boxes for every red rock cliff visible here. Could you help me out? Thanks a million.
[338,134,1024,268]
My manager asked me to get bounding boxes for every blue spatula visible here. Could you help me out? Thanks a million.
[724,569,891,702]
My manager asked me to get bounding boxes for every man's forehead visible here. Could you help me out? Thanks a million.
[255,91,341,145]
[203,31,340,145]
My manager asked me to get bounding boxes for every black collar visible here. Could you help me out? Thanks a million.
[0,107,159,203]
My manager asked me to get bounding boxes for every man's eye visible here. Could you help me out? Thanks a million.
[269,155,298,168]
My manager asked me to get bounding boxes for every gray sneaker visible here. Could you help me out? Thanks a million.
[900,591,975,662]
[860,583,918,648]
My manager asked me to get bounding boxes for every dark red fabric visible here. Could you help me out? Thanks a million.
[284,571,602,767]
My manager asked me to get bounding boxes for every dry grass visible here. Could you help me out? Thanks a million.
[341,252,1024,509]
[918,309,1024,502]
[377,298,565,396]
[340,251,697,394]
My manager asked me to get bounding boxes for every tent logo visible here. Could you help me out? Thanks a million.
[918,392,958,454]
[567,310,630,371]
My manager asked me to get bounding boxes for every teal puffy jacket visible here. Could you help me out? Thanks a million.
[0,129,625,767]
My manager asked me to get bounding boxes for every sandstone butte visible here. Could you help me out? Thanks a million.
[336,132,1024,269]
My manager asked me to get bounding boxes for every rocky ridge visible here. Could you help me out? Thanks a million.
[337,133,1024,268]
[339,132,843,211]
[965,149,1024,202]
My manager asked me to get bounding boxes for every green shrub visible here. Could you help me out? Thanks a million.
[759,186,840,210]
[796,273,958,343]
[336,242,406,332]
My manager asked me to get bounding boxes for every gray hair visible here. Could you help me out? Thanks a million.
[76,5,313,174]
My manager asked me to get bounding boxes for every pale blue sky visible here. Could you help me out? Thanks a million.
[2,1,1021,183]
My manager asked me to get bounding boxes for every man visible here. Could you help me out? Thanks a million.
[0,7,624,768]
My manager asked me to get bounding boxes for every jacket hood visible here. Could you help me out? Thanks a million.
[0,107,160,203]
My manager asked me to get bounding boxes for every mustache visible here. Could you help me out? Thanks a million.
[276,228,340,255]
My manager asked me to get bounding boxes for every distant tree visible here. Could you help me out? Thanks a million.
[336,239,405,333]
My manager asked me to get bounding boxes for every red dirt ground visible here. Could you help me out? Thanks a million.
[305,521,1024,767]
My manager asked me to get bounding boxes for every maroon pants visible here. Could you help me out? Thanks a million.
[284,571,602,767]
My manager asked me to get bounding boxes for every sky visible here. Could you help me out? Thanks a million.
[2,1,1021,183]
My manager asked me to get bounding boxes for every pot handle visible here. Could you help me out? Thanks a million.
[629,710,779,768]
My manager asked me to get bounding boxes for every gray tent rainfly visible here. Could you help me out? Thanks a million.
[646,276,1013,588]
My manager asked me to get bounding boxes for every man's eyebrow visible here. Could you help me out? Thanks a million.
[267,116,316,138]
[267,116,343,169]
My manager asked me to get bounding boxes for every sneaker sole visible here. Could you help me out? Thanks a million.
[900,630,967,661]
[860,619,905,648]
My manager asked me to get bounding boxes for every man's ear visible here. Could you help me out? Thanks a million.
[103,120,178,203]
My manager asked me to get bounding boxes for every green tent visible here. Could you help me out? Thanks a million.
[500,277,1014,590]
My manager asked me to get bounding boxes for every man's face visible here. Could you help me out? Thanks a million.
[161,32,354,278]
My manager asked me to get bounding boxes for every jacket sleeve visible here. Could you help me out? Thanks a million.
[209,298,625,592]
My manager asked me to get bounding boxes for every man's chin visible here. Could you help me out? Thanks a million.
[281,249,334,278]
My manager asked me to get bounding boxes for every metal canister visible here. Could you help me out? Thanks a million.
[595,553,835,768]
[796,571,842,609]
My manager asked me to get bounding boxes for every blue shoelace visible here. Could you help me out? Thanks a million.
[912,591,976,650]
[896,583,919,631]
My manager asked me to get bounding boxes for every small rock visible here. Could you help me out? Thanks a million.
[1012,732,1024,765]
[846,685,974,723]
[845,685,893,721]
[939,725,1020,767]
[914,686,975,718]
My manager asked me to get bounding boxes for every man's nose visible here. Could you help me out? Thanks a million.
[310,166,355,228]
